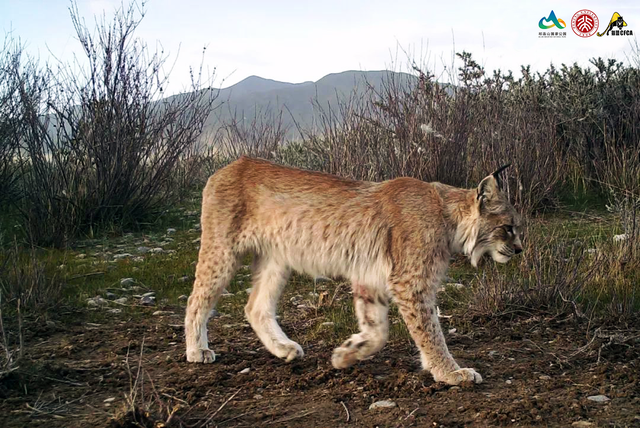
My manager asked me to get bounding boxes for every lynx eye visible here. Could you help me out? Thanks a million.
[504,225,514,235]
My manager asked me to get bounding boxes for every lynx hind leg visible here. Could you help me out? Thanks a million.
[332,284,389,369]
[185,237,237,363]
[245,256,303,362]
[391,275,482,385]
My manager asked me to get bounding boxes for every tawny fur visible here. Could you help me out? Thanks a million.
[184,156,523,385]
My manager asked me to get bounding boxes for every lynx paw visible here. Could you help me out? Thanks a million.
[331,337,370,369]
[435,368,483,385]
[331,345,358,369]
[186,348,216,363]
[274,341,304,362]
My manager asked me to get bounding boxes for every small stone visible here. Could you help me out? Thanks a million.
[253,394,263,400]
[448,328,457,334]
[178,276,190,282]
[152,311,174,316]
[245,287,253,294]
[587,395,610,403]
[87,297,107,306]
[238,368,250,374]
[105,292,117,300]
[446,283,465,289]
[142,292,155,297]
[613,234,628,243]
[107,309,122,314]
[178,295,188,301]
[76,254,87,259]
[505,380,512,385]
[104,397,115,403]
[136,246,150,254]
[539,375,551,381]
[140,296,156,306]
[322,322,335,327]
[113,253,132,260]
[115,297,128,304]
[369,400,396,410]
[149,247,165,254]
[572,422,594,427]
[120,278,135,286]
[167,228,176,234]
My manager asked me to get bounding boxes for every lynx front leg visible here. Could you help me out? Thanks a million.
[245,256,304,362]
[185,238,237,363]
[391,278,482,385]
[332,284,389,369]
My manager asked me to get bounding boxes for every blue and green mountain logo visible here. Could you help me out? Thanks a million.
[539,11,566,29]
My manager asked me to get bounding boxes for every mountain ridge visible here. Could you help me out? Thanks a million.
[199,70,418,140]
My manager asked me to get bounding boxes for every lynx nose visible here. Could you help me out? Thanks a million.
[514,245,523,255]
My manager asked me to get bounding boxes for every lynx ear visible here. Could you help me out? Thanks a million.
[477,175,499,201]
[477,164,510,201]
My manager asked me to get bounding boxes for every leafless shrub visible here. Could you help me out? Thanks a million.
[215,106,288,162]
[10,1,216,247]
[296,56,563,213]
[0,38,24,205]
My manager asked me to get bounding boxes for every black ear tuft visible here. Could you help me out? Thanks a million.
[492,163,511,179]
[491,163,511,189]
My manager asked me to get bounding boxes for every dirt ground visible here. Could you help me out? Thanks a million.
[1,302,639,428]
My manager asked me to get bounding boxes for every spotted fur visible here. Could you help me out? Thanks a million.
[184,156,523,385]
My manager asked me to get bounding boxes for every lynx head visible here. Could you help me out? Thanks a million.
[469,164,524,267]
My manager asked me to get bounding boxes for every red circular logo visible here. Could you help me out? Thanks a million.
[571,10,599,37]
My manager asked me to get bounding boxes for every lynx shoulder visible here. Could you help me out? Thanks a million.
[184,156,523,385]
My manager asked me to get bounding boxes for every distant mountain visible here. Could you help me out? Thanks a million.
[199,70,418,140]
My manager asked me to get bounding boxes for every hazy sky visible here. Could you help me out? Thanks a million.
[2,0,639,94]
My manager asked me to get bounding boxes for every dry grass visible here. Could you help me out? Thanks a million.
[468,216,639,321]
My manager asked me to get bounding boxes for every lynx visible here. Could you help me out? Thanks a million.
[184,156,523,385]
